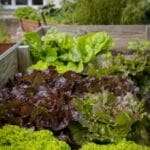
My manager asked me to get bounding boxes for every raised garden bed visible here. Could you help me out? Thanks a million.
[0,25,149,150]
[0,42,21,86]
[0,43,14,55]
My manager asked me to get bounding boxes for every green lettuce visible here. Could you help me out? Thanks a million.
[80,141,150,150]
[72,91,144,144]
[24,29,112,73]
[0,125,70,150]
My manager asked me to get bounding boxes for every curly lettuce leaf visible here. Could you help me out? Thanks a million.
[28,61,49,71]
[80,141,150,150]
[77,32,113,63]
[25,29,113,73]
[24,32,43,62]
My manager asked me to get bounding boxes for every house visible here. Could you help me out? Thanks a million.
[0,0,61,9]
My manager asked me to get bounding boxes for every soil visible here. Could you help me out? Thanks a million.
[0,43,14,55]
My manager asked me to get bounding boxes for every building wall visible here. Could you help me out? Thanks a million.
[1,0,66,9]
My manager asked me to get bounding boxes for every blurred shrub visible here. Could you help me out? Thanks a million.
[60,0,150,24]
[0,23,10,43]
[121,0,146,24]
[73,0,126,24]
[14,6,40,21]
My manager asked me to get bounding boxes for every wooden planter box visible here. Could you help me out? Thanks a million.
[20,19,41,32]
[0,43,14,55]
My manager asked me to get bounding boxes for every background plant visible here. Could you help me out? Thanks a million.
[14,6,41,21]
[53,0,150,24]
[0,23,10,43]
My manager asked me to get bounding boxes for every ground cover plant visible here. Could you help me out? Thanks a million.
[0,29,150,149]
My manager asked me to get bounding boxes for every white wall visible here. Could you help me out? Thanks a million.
[2,0,63,9]
[51,0,62,8]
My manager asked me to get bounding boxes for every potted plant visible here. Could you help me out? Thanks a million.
[0,23,14,55]
[14,6,41,32]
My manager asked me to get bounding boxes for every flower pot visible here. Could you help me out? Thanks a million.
[20,19,41,32]
[0,43,14,55]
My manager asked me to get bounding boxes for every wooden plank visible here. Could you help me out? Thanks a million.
[146,25,150,40]
[17,45,32,73]
[0,43,20,86]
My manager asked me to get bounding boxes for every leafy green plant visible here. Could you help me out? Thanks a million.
[44,0,78,24]
[72,91,145,144]
[14,6,41,21]
[86,52,147,78]
[59,0,149,24]
[58,0,78,24]
[73,0,126,24]
[0,125,70,150]
[80,141,150,150]
[121,0,148,24]
[25,29,112,73]
[128,39,150,52]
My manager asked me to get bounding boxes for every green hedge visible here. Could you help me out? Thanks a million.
[68,0,150,24]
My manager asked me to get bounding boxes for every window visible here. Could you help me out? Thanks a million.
[1,0,11,5]
[32,0,43,5]
[16,0,28,5]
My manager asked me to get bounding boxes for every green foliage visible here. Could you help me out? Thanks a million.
[86,39,150,78]
[41,0,150,24]
[128,39,150,52]
[65,0,149,24]
[140,76,150,100]
[86,51,147,78]
[0,125,70,150]
[121,0,146,24]
[14,6,40,21]
[69,122,92,145]
[74,0,126,24]
[58,0,77,24]
[80,141,150,150]
[45,0,78,24]
[25,29,112,73]
[0,23,10,43]
[72,91,144,144]
[127,116,150,146]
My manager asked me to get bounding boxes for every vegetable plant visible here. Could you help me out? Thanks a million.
[0,125,70,150]
[25,29,112,73]
[80,141,150,150]
[72,91,145,144]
